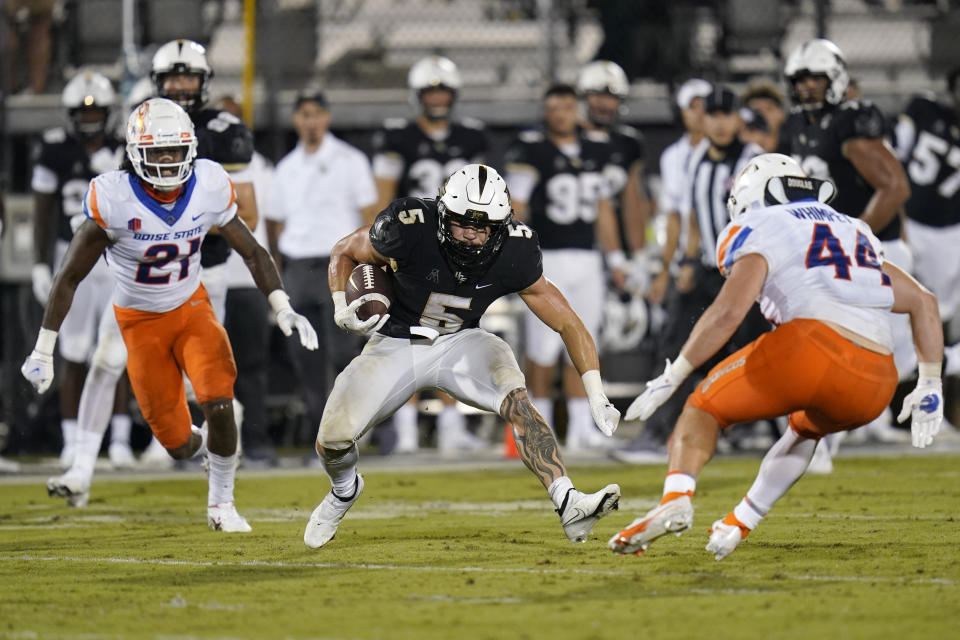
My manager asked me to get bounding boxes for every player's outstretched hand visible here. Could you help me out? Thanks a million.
[625,359,686,421]
[21,350,55,394]
[897,377,943,449]
[277,307,319,350]
[588,392,621,436]
[334,295,389,337]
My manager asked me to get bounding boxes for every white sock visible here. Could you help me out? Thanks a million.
[109,414,132,446]
[71,428,103,479]
[437,405,466,433]
[77,365,119,440]
[548,476,575,511]
[744,428,817,517]
[662,471,696,499]
[393,402,419,449]
[321,444,359,499]
[566,398,594,437]
[207,452,237,506]
[732,497,765,530]
[531,397,553,430]
[61,419,78,449]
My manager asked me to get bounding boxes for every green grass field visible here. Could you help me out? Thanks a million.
[2,454,959,640]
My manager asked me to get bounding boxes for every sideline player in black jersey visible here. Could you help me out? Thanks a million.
[783,39,914,466]
[576,60,652,277]
[29,71,131,470]
[371,55,489,452]
[303,164,621,548]
[151,39,258,321]
[505,83,626,451]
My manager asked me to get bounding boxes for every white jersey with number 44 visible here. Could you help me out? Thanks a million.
[82,159,237,313]
[715,199,895,350]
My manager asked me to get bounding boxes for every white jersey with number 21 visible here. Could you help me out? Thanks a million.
[82,159,237,313]
[715,199,895,350]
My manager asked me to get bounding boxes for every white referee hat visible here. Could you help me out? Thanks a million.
[676,79,712,110]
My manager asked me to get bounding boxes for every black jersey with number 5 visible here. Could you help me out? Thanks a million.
[503,128,613,250]
[369,197,542,339]
[372,118,488,199]
[192,108,255,267]
[782,100,901,241]
[899,95,960,227]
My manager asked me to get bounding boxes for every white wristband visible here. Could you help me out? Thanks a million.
[267,290,292,316]
[582,369,605,396]
[332,291,347,310]
[606,250,627,270]
[35,328,58,356]
[918,361,941,380]
[670,354,694,380]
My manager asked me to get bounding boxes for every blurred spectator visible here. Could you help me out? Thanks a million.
[218,95,277,467]
[504,83,626,451]
[266,88,378,436]
[370,56,489,453]
[3,0,53,94]
[741,81,787,152]
[0,191,17,473]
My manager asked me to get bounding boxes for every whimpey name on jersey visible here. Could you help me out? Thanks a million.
[788,206,849,224]
[132,224,203,242]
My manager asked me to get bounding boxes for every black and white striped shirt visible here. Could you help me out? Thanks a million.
[681,140,763,268]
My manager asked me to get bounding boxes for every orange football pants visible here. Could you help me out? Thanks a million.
[686,318,897,439]
[114,284,237,449]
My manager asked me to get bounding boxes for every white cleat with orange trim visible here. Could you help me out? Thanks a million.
[705,519,747,560]
[304,474,364,549]
[608,495,693,555]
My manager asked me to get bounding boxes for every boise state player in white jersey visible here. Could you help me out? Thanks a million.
[303,164,622,548]
[607,154,944,560]
[21,99,317,530]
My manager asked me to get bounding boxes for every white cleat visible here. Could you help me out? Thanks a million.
[705,519,746,561]
[207,502,252,532]
[47,470,91,508]
[608,495,693,555]
[558,484,621,543]
[139,436,174,470]
[108,442,137,469]
[437,427,487,453]
[304,474,365,549]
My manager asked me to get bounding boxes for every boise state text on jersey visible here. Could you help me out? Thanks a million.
[368,197,542,339]
[782,99,901,241]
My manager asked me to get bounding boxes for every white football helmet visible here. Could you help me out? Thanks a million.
[784,38,849,108]
[727,153,836,219]
[577,60,629,99]
[62,71,116,139]
[437,164,513,272]
[151,39,213,112]
[408,56,462,120]
[125,98,198,190]
[601,291,648,353]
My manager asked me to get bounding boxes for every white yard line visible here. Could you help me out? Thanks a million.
[0,553,955,587]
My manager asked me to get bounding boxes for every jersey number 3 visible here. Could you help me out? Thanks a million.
[805,223,890,285]
[135,238,202,284]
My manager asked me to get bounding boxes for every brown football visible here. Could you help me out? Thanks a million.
[345,263,394,321]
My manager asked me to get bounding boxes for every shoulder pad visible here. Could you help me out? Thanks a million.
[518,129,544,143]
[95,170,136,204]
[42,127,67,144]
[583,129,610,143]
[370,197,431,258]
[194,159,231,190]
[383,118,409,130]
[847,101,886,139]
[459,116,486,130]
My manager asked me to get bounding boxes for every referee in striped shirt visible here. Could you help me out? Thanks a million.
[650,86,769,451]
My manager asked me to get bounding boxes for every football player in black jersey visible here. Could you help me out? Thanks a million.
[303,164,621,548]
[577,60,652,278]
[151,39,259,321]
[371,55,490,452]
[505,84,626,451]
[29,71,131,470]
[783,39,914,466]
